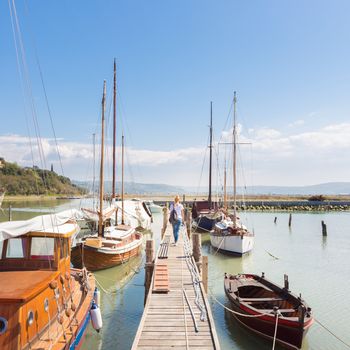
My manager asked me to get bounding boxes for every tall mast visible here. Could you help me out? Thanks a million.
[121,133,125,225]
[112,59,117,200]
[92,133,96,210]
[224,154,227,209]
[98,80,106,237]
[208,101,213,209]
[233,91,237,226]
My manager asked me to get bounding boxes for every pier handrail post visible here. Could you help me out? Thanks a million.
[192,233,202,273]
[202,255,208,293]
[161,206,169,239]
[185,208,192,239]
[144,239,155,305]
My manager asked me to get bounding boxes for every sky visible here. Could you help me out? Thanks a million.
[1,0,350,188]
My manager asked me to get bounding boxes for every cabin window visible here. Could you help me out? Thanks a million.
[30,237,54,260]
[6,238,27,258]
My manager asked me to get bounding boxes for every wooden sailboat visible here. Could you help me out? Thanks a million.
[192,102,224,231]
[224,273,313,349]
[0,210,96,349]
[210,92,254,255]
[71,66,142,271]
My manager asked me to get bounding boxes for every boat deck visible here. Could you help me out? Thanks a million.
[131,228,220,349]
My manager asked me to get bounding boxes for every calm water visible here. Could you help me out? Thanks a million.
[1,202,350,350]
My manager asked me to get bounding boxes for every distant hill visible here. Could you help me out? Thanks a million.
[0,158,86,196]
[73,180,185,195]
[73,179,350,196]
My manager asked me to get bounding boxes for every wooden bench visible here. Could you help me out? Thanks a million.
[240,297,285,302]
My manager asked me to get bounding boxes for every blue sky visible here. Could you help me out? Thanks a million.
[1,0,350,187]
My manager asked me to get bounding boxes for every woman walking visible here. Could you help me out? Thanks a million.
[169,195,185,245]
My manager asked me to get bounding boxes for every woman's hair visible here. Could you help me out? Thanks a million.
[174,195,180,203]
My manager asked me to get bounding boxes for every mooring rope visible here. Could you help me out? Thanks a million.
[272,312,280,350]
[314,318,350,349]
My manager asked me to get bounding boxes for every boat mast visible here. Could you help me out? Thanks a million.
[208,101,213,210]
[121,133,125,225]
[224,154,227,209]
[112,59,117,201]
[233,91,237,226]
[112,59,118,224]
[98,80,106,237]
[92,133,96,210]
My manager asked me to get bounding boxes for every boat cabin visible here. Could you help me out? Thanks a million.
[0,215,79,350]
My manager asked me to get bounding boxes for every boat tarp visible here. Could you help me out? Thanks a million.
[0,209,83,242]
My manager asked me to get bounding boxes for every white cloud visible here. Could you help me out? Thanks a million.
[1,122,350,186]
[288,119,305,127]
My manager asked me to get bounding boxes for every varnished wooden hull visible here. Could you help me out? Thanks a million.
[71,240,142,271]
[0,269,95,350]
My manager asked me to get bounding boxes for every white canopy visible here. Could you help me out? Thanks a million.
[0,209,83,242]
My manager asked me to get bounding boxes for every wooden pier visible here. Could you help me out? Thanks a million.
[131,224,220,349]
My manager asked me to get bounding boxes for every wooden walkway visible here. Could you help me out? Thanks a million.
[131,228,220,350]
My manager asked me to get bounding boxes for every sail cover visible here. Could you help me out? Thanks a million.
[0,209,83,242]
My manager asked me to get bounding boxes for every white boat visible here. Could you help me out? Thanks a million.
[113,199,152,230]
[210,218,254,255]
[209,92,254,255]
[144,200,163,213]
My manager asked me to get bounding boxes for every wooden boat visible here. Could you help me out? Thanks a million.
[192,200,223,231]
[210,92,254,254]
[71,224,142,271]
[71,66,142,271]
[0,210,96,350]
[192,102,224,231]
[224,273,313,349]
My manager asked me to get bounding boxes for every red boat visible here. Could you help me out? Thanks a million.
[224,273,313,349]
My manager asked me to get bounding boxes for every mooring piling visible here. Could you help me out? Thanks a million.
[192,232,202,273]
[321,220,327,236]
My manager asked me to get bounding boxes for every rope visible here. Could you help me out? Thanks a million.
[272,313,280,350]
[314,318,350,349]
[182,227,207,322]
[181,255,190,349]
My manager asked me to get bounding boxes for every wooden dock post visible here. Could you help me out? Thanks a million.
[161,206,169,239]
[202,255,208,293]
[182,194,186,204]
[8,205,12,221]
[321,220,327,236]
[144,239,155,305]
[274,216,277,224]
[288,213,292,227]
[192,233,202,273]
[185,208,192,239]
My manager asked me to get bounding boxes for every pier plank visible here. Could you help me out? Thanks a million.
[131,227,220,350]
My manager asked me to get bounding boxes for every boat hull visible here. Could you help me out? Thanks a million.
[224,274,313,349]
[194,214,223,232]
[71,241,142,271]
[210,233,254,255]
